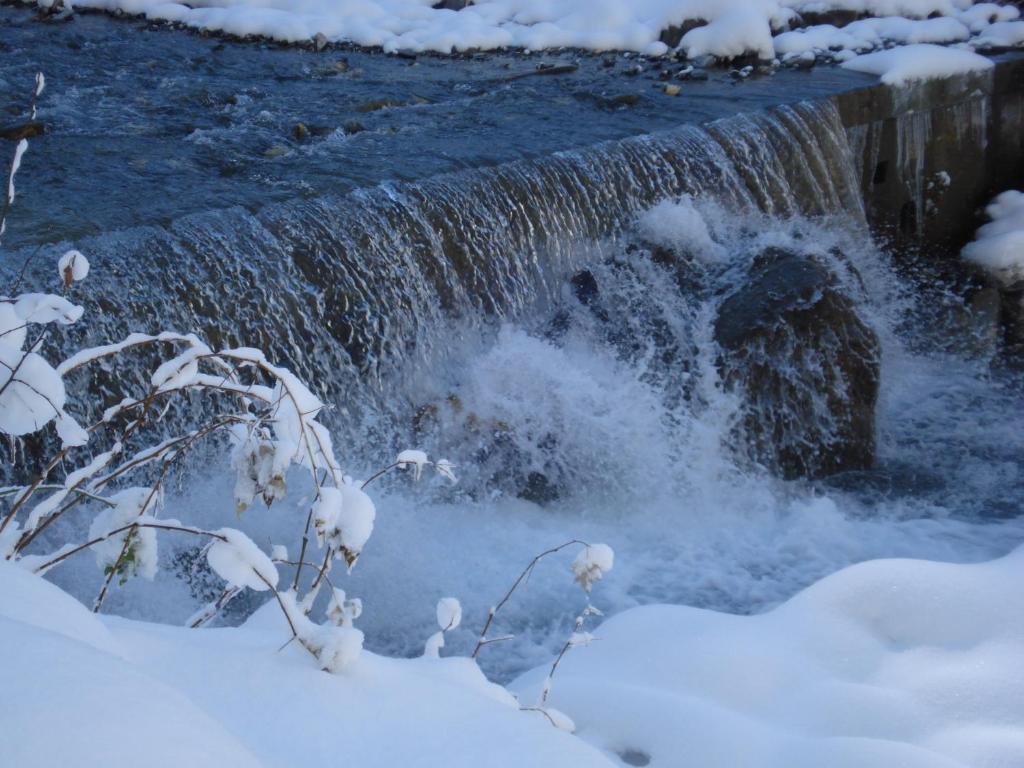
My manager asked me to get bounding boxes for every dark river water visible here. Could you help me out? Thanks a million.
[0,4,873,250]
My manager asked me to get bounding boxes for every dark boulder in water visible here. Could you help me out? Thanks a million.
[714,247,880,480]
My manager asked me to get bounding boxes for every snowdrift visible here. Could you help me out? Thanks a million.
[4,546,1023,767]
[513,546,1024,768]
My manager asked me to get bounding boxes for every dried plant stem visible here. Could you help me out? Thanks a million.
[472,539,585,659]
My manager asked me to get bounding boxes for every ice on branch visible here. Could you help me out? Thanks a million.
[88,488,163,582]
[279,590,364,673]
[230,425,287,511]
[206,528,279,591]
[313,482,376,567]
[424,596,462,658]
[392,450,457,483]
[436,597,462,631]
[571,543,614,593]
[396,449,429,480]
[58,250,90,287]
[326,587,362,628]
[0,345,67,436]
[434,458,458,483]
[6,139,27,206]
[54,410,89,448]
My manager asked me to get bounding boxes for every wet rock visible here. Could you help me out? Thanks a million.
[501,63,578,82]
[606,93,641,108]
[518,471,560,505]
[658,18,707,49]
[570,269,599,305]
[0,121,45,141]
[677,67,708,81]
[714,247,880,480]
[1004,290,1024,354]
[355,98,403,113]
[433,0,473,9]
[793,10,863,28]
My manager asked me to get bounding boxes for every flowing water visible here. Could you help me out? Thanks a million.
[4,9,1023,682]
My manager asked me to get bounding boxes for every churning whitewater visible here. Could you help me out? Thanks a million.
[29,99,1024,681]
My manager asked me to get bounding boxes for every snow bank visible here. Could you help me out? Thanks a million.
[0,561,264,768]
[0,561,614,767]
[513,546,1024,768]
[19,0,1023,61]
[962,189,1024,286]
[840,42,994,83]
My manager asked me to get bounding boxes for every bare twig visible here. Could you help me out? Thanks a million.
[471,539,586,659]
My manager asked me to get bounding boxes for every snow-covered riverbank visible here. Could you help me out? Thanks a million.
[5,544,1022,768]
[21,0,1024,62]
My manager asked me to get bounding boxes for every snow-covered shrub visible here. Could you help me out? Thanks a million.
[0,75,455,673]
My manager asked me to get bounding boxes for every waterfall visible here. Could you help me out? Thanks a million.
[10,100,864,442]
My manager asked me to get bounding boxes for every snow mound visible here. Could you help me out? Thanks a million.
[962,189,1024,287]
[0,558,121,656]
[840,42,994,83]
[0,562,614,767]
[513,547,1024,768]
[0,561,263,768]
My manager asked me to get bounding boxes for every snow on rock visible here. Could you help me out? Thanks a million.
[206,527,279,591]
[571,543,614,592]
[680,7,779,61]
[972,18,1024,47]
[840,42,994,83]
[513,546,1024,768]
[17,0,1022,60]
[962,189,1024,286]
